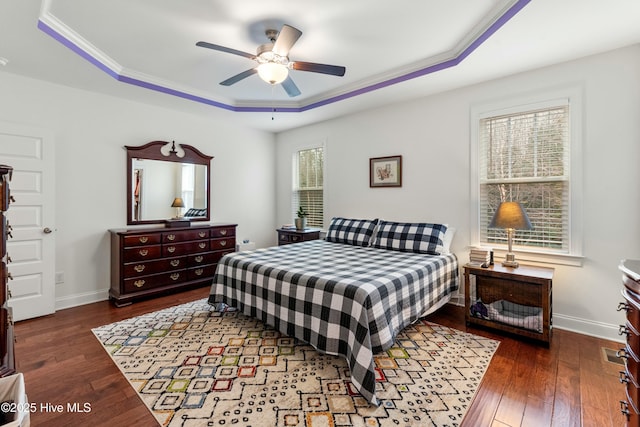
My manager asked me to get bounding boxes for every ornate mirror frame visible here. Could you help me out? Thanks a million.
[126,140,213,225]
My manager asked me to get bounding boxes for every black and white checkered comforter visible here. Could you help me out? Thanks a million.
[207,239,458,405]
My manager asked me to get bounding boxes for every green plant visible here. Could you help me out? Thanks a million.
[296,206,307,218]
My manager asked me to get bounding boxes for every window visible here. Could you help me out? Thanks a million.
[293,146,324,228]
[181,163,195,209]
[474,96,580,257]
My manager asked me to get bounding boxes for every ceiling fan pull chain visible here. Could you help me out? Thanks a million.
[271,84,276,121]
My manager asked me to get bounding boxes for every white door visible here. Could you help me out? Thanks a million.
[0,122,55,321]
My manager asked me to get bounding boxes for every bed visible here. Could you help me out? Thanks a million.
[207,218,458,405]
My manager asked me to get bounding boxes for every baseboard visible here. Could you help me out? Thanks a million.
[549,313,623,343]
[55,290,109,311]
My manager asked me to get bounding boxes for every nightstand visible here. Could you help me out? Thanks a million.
[277,228,320,246]
[464,263,554,344]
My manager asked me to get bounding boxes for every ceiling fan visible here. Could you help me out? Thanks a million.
[196,24,346,97]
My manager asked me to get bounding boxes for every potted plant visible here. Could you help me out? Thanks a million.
[295,206,307,230]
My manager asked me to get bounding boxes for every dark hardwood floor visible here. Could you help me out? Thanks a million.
[13,287,625,426]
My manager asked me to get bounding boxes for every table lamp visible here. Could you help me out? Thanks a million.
[489,201,532,268]
[171,197,185,218]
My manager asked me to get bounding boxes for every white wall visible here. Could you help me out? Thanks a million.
[0,72,276,310]
[276,44,640,341]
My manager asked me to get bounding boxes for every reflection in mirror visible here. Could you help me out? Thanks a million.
[131,160,208,222]
[126,141,213,225]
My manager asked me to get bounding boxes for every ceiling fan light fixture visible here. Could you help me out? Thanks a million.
[257,62,288,85]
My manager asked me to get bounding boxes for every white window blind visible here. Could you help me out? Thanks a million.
[292,147,324,228]
[479,103,570,252]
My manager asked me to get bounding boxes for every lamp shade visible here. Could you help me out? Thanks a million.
[489,201,532,230]
[171,197,185,208]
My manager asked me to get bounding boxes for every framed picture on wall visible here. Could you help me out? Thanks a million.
[370,155,402,187]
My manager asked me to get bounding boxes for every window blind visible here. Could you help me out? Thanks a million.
[292,147,324,228]
[479,104,570,252]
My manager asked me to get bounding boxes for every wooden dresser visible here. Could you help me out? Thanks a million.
[110,223,236,306]
[0,165,15,376]
[618,259,640,426]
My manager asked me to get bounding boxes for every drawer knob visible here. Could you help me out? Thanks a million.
[167,234,176,241]
[134,264,145,273]
[618,302,631,312]
[139,249,148,257]
[170,273,180,281]
[199,242,207,249]
[199,232,206,238]
[167,246,176,253]
[134,280,145,288]
[220,229,227,236]
[194,268,204,276]
[170,259,180,267]
[620,400,631,419]
[195,256,204,263]
[219,240,227,246]
[619,325,631,337]
[139,236,148,243]
[619,370,630,384]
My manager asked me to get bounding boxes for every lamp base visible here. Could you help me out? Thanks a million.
[502,253,519,268]
[165,219,190,228]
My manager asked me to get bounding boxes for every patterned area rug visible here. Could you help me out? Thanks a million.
[92,299,499,427]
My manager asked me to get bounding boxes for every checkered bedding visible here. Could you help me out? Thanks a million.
[207,239,459,405]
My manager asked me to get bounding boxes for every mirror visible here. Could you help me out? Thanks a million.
[126,141,213,225]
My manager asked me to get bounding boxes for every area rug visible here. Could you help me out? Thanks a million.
[92,299,499,427]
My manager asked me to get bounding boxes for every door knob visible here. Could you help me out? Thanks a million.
[43,227,53,234]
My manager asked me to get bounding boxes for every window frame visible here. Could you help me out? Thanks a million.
[291,142,326,229]
[470,87,584,266]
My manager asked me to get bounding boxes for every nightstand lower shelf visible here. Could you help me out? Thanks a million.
[464,263,554,344]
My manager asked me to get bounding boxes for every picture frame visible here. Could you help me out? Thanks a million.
[370,155,402,187]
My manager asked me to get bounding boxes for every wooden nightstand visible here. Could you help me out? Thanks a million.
[277,228,320,246]
[464,263,554,344]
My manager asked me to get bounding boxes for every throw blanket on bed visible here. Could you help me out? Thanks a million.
[207,239,458,405]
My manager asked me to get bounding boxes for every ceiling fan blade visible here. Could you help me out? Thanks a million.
[196,41,256,60]
[281,76,301,97]
[272,24,302,57]
[292,61,346,76]
[220,68,257,86]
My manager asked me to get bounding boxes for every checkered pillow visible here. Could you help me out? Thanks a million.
[325,217,379,247]
[372,221,448,255]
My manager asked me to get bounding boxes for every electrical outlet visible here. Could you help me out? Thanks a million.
[55,271,64,284]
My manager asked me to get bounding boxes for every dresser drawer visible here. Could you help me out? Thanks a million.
[123,270,186,293]
[0,214,5,258]
[622,344,640,386]
[163,240,210,257]
[123,233,162,247]
[623,289,640,328]
[188,252,216,266]
[123,245,162,262]
[123,256,186,277]
[211,237,234,251]
[187,264,217,281]
[211,227,235,238]
[0,174,10,212]
[163,229,210,243]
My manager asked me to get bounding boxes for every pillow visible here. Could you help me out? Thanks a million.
[441,227,456,254]
[325,217,379,247]
[372,220,448,255]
